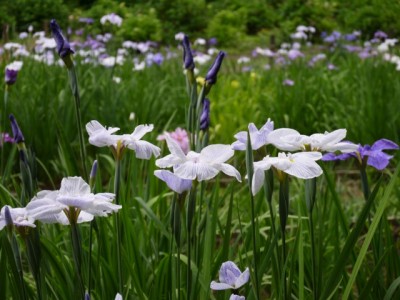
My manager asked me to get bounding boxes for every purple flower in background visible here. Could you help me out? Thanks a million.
[182,35,195,70]
[200,98,210,130]
[208,37,217,46]
[157,127,190,154]
[210,261,250,290]
[283,79,295,86]
[374,30,388,40]
[154,170,192,194]
[9,114,24,143]
[205,51,226,85]
[1,133,14,146]
[322,139,399,170]
[50,19,74,58]
[287,49,304,60]
[79,17,94,24]
[152,53,164,65]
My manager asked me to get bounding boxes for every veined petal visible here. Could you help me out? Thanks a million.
[200,144,234,163]
[130,124,154,140]
[165,135,186,159]
[219,261,242,285]
[367,152,393,170]
[76,211,94,223]
[292,151,322,161]
[175,161,219,181]
[267,128,301,151]
[59,177,91,196]
[323,141,359,153]
[125,140,161,159]
[58,195,94,210]
[284,158,323,179]
[156,154,185,168]
[86,120,120,147]
[26,198,65,222]
[371,139,399,151]
[216,163,242,182]
[318,129,347,145]
[210,281,233,290]
[252,167,266,196]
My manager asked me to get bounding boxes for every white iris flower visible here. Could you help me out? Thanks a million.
[252,152,323,195]
[156,136,241,182]
[26,177,120,225]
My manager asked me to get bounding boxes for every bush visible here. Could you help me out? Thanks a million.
[207,9,247,47]
[120,8,162,42]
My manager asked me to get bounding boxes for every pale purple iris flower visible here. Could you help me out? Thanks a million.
[230,295,245,300]
[322,139,399,170]
[231,119,274,151]
[210,261,249,290]
[154,170,192,194]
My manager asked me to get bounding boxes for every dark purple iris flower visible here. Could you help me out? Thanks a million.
[50,19,74,58]
[200,98,210,131]
[9,114,25,144]
[5,68,18,85]
[182,35,195,70]
[205,51,225,85]
[322,139,399,170]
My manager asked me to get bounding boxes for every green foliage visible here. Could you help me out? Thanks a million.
[120,8,162,42]
[206,9,247,47]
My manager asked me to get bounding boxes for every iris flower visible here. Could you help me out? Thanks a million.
[86,120,160,159]
[5,61,23,85]
[156,135,241,182]
[26,177,120,225]
[205,51,226,85]
[252,152,323,195]
[0,205,36,231]
[231,119,276,151]
[50,19,74,58]
[322,138,399,170]
[210,261,250,290]
[268,128,358,153]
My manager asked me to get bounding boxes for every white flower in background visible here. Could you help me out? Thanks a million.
[291,31,308,40]
[252,152,323,195]
[237,56,250,64]
[194,53,211,65]
[231,119,274,151]
[115,293,123,300]
[210,261,250,290]
[112,76,121,84]
[194,38,206,46]
[100,13,123,27]
[86,120,160,159]
[175,32,185,41]
[0,206,36,230]
[26,177,120,225]
[156,135,241,182]
[28,25,33,33]
[6,61,23,71]
[19,32,28,39]
[133,60,146,71]
[268,128,358,153]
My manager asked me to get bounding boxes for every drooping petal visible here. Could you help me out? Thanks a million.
[155,154,185,168]
[316,129,347,147]
[200,144,234,163]
[367,152,393,170]
[86,120,120,147]
[26,198,65,223]
[216,163,242,182]
[154,170,192,193]
[125,140,161,159]
[284,156,323,179]
[252,167,266,196]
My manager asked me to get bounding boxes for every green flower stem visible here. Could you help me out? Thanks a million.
[278,175,289,300]
[186,182,197,299]
[67,66,88,180]
[23,230,42,300]
[70,216,85,298]
[245,132,260,300]
[171,193,184,300]
[1,85,8,179]
[7,228,28,300]
[305,178,318,299]
[114,155,123,293]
